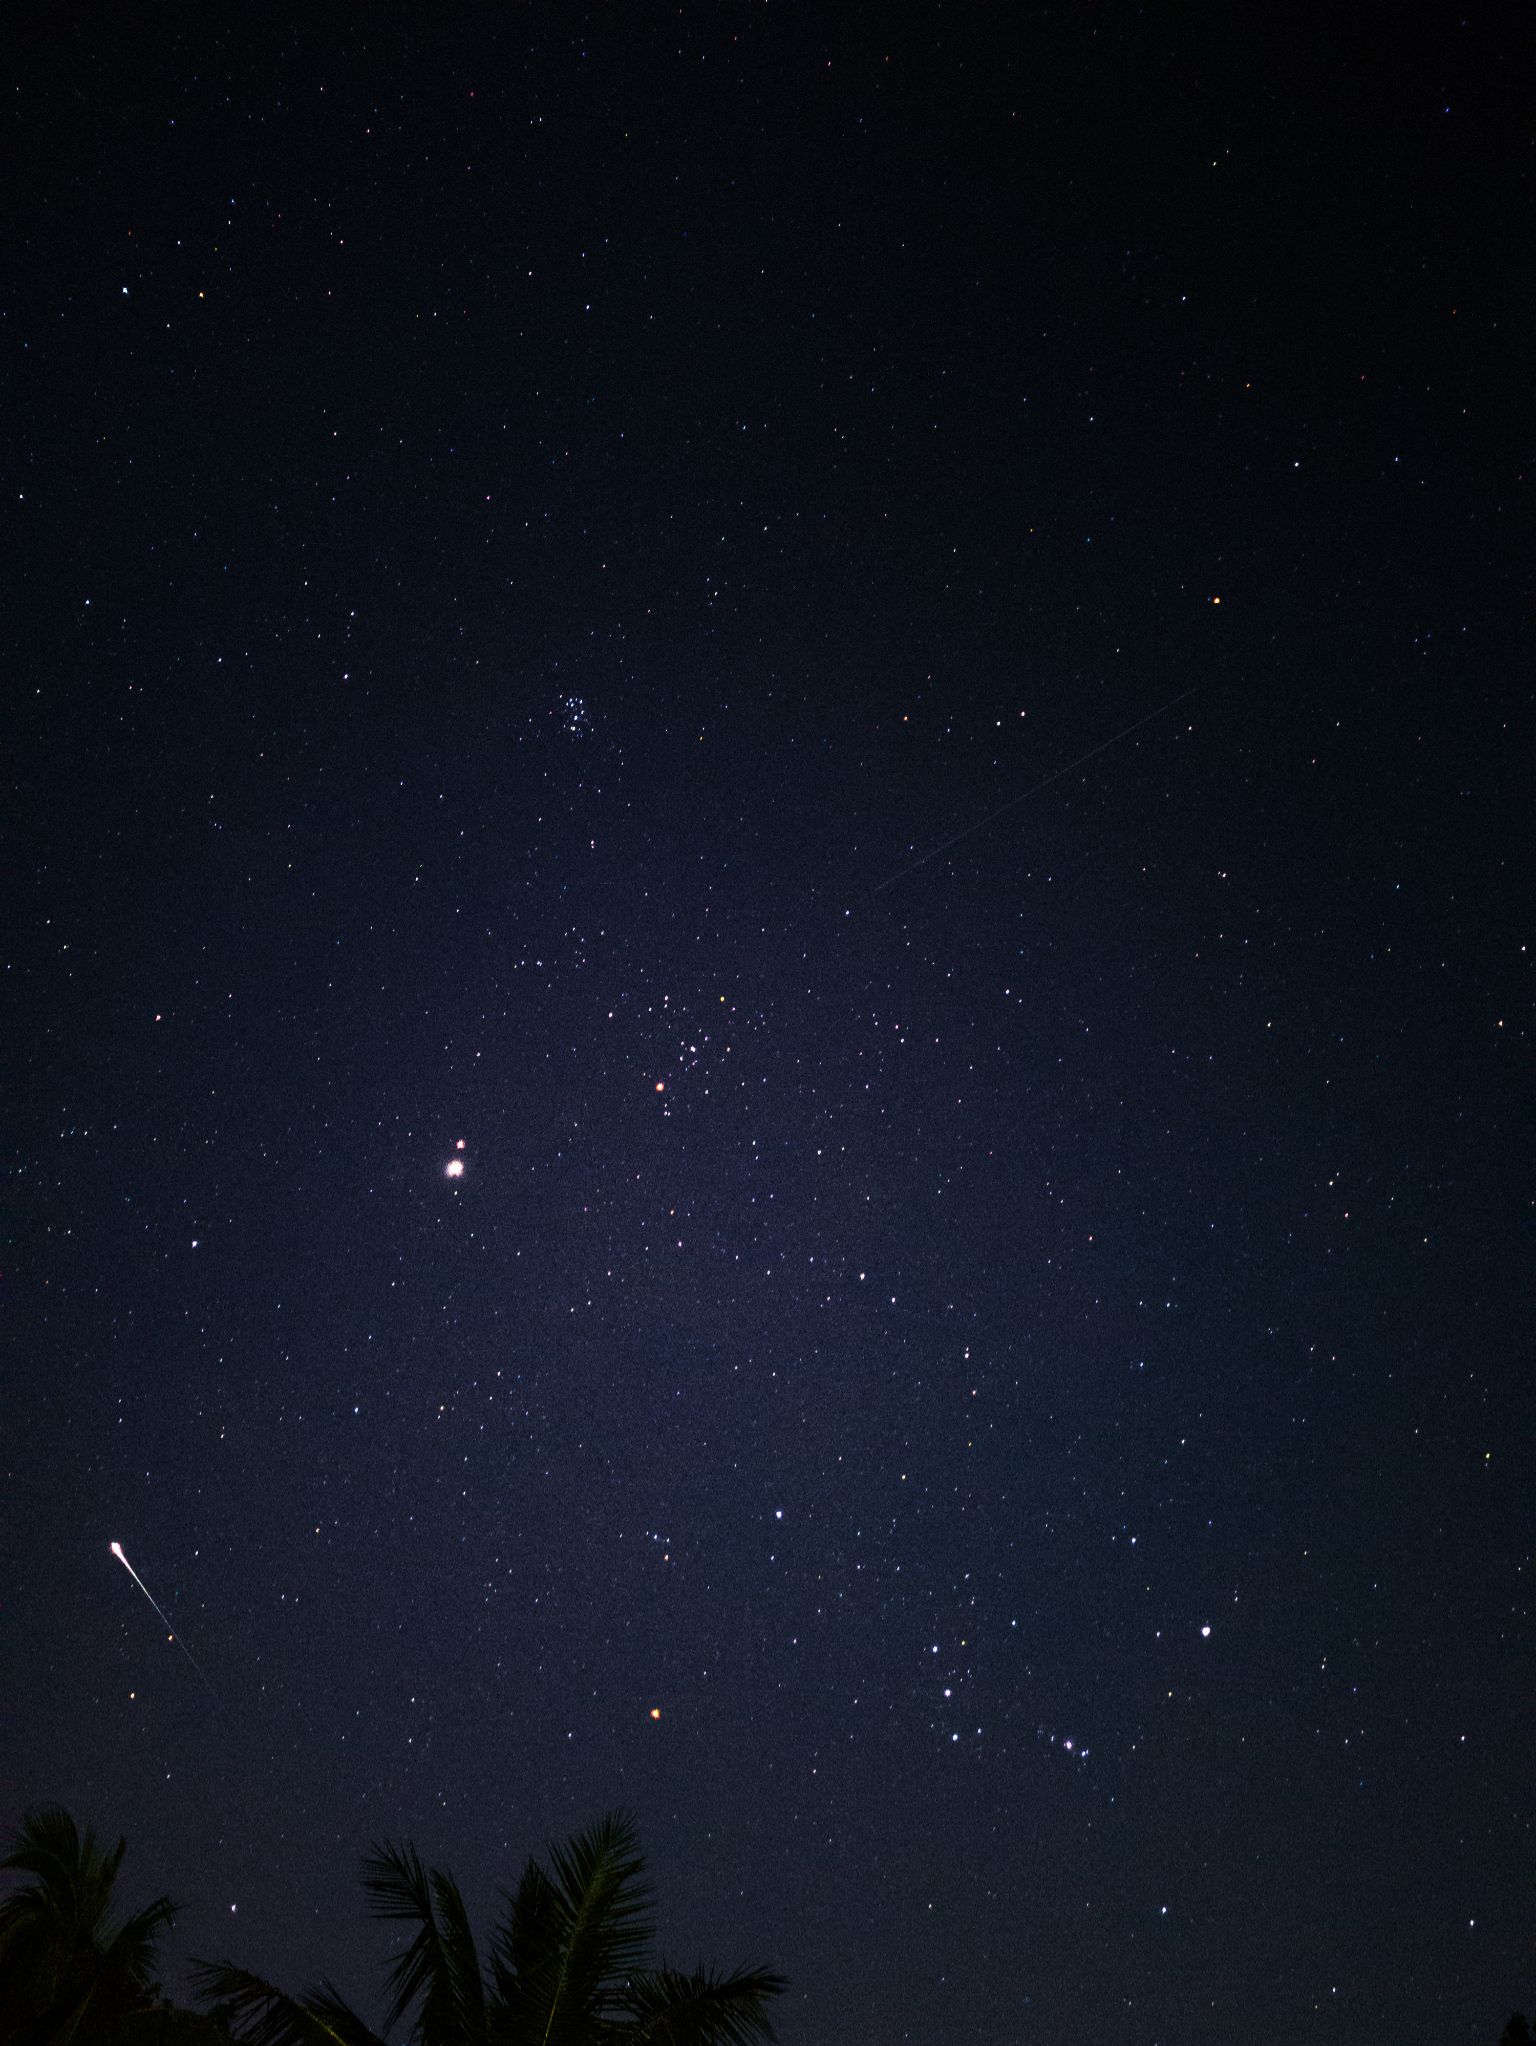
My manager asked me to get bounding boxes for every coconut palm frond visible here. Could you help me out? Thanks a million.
[0,1806,178,2043]
[430,1865,489,2037]
[188,1814,784,2046]
[620,1965,787,2046]
[543,1811,653,2023]
[1,1803,87,1881]
[487,1858,562,2029]
[102,1893,180,1986]
[362,1840,485,2041]
[190,1960,382,2046]
[361,1840,437,2035]
[1,1806,123,1944]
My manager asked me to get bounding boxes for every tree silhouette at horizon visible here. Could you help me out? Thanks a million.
[0,1804,184,2046]
[194,1809,783,2046]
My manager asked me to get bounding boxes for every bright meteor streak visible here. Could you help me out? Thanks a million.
[110,1541,216,1697]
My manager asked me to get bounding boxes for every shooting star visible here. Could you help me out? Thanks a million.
[110,1541,216,1697]
[871,687,1198,895]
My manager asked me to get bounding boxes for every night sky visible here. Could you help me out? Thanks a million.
[7,9,1532,2044]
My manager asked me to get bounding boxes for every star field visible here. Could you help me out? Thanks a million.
[6,9,1531,2045]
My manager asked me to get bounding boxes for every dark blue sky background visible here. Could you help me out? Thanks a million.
[6,8,1531,2043]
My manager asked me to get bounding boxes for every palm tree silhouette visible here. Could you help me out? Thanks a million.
[194,1811,783,2045]
[0,1804,179,2046]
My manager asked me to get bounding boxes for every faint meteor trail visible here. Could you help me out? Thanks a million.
[871,686,1199,896]
[110,1541,216,1697]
